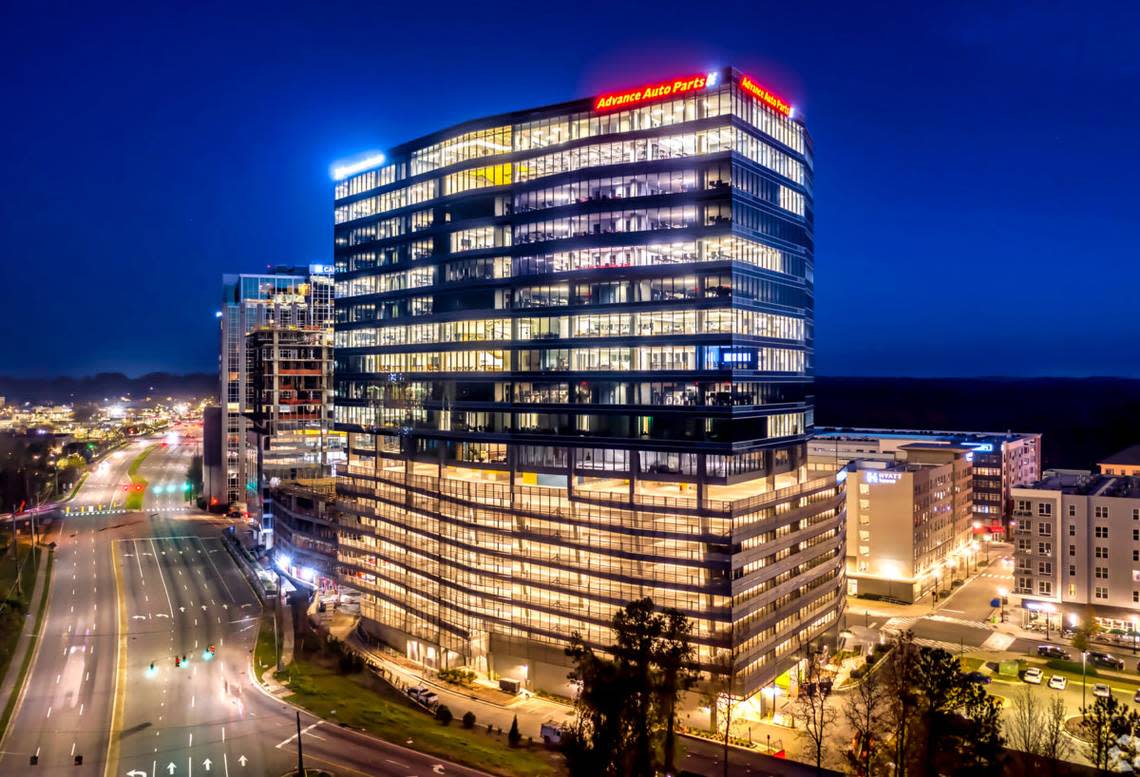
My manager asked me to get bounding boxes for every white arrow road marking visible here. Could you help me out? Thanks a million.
[126,771,147,777]
[237,755,247,767]
[166,764,176,775]
[202,758,211,771]
[433,766,445,774]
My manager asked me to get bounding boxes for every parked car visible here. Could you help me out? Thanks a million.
[540,721,564,746]
[1093,683,1112,699]
[1133,688,1140,704]
[407,685,428,700]
[1023,667,1043,684]
[1037,645,1069,660]
[1089,652,1126,670]
[1048,675,1067,690]
[419,691,439,708]
[964,671,991,685]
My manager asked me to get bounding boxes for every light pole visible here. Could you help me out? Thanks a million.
[997,587,1008,623]
[1082,652,1088,709]
[1132,618,1138,655]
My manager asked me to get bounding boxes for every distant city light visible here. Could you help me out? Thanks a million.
[331,153,386,181]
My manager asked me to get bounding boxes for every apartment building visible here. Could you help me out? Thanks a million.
[1098,445,1140,477]
[1013,471,1140,631]
[331,66,845,699]
[845,444,974,603]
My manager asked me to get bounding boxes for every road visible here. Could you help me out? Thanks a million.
[0,434,491,777]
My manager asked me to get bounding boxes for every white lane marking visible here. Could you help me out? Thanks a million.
[79,703,84,715]
[45,705,51,719]
[274,720,324,748]
[149,537,175,618]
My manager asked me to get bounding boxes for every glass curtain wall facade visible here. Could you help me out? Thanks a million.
[333,67,844,698]
[220,269,335,509]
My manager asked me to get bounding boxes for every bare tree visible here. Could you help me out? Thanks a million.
[1005,685,1045,757]
[882,631,921,777]
[792,650,837,773]
[1041,697,1071,776]
[701,652,739,777]
[843,662,889,776]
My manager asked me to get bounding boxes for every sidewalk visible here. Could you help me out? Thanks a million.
[0,545,51,740]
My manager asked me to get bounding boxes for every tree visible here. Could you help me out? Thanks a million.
[462,711,476,729]
[882,632,922,776]
[655,607,695,777]
[792,650,836,773]
[957,681,1005,774]
[564,598,696,777]
[1071,606,1101,654]
[610,598,664,777]
[912,645,967,769]
[1005,685,1044,757]
[701,651,739,777]
[435,704,452,726]
[1080,694,1140,771]
[508,715,521,747]
[843,660,889,776]
[1040,697,1071,776]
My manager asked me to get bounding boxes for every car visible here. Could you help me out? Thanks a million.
[419,691,439,708]
[406,686,428,700]
[1037,645,1069,660]
[1093,683,1112,698]
[1133,688,1140,704]
[964,671,992,685]
[1023,667,1043,684]
[1089,652,1126,670]
[1048,675,1067,690]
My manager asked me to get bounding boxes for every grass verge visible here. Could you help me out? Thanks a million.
[0,547,51,739]
[125,445,156,510]
[254,614,278,675]
[261,622,562,776]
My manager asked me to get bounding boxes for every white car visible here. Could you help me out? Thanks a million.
[1094,684,1112,699]
[1048,675,1067,690]
[1023,667,1043,684]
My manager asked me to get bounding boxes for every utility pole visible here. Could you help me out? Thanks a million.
[295,710,305,777]
[11,509,21,597]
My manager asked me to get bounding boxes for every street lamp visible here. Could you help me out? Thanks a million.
[1082,651,1088,709]
[1132,618,1138,655]
[997,587,1008,623]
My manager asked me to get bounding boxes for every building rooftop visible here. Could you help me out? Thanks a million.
[816,427,1040,444]
[898,443,974,453]
[1098,445,1140,466]
[1023,471,1140,499]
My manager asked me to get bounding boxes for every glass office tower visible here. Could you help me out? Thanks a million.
[333,67,844,699]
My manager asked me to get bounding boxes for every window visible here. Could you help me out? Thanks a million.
[1039,581,1053,595]
[1095,506,1109,519]
[1133,550,1139,562]
[1096,547,1109,558]
[1095,526,1109,539]
[1038,542,1052,555]
[1039,562,1052,575]
[1134,529,1139,541]
[1016,499,1031,513]
[1069,545,1076,557]
[1134,509,1139,521]
[1038,523,1052,537]
[1069,523,1076,536]
[1069,565,1076,576]
[1068,505,1077,517]
[1134,591,1139,604]
[1095,566,1109,579]
[1038,503,1052,516]
[1095,586,1109,600]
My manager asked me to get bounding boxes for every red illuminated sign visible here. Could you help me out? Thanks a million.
[594,72,716,112]
[739,75,792,117]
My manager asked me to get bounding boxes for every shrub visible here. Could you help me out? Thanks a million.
[508,715,521,748]
[462,711,476,729]
[438,668,477,687]
[435,705,453,725]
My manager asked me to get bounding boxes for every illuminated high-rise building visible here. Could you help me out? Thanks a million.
[218,266,337,512]
[332,67,844,698]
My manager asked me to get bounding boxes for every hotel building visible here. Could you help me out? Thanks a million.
[844,445,974,603]
[809,428,1041,531]
[1013,471,1140,632]
[332,67,844,698]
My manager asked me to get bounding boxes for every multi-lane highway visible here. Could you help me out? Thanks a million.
[0,434,488,777]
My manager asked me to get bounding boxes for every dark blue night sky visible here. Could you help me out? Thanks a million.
[1,1,1136,377]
